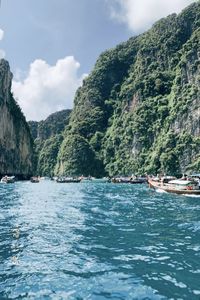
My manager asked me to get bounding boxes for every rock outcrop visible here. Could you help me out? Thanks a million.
[0,59,34,178]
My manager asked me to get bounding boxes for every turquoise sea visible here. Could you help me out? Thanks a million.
[0,181,200,299]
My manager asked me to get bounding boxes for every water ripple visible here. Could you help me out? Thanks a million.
[0,182,200,299]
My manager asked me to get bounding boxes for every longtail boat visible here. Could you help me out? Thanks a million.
[148,177,200,195]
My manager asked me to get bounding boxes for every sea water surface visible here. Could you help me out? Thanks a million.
[0,181,200,299]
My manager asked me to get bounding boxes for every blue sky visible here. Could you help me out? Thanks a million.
[0,0,131,75]
[0,0,196,120]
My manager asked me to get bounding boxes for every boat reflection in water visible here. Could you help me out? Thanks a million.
[148,175,200,195]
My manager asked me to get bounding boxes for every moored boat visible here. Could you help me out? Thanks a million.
[40,176,50,180]
[148,177,200,195]
[90,177,109,183]
[130,177,147,184]
[111,177,130,183]
[30,177,40,183]
[111,176,147,184]
[0,175,15,184]
[80,176,109,183]
[56,177,81,183]
[80,176,92,182]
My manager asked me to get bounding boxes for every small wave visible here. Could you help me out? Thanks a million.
[184,194,200,198]
[193,290,200,295]
[162,275,187,289]
[0,181,199,300]
[114,254,151,262]
[0,213,5,220]
[178,221,200,232]
[155,256,170,261]
[156,189,167,194]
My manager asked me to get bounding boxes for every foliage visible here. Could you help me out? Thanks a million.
[55,134,104,177]
[47,2,200,176]
[37,134,63,177]
[29,110,71,176]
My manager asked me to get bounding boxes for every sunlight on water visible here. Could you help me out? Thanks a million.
[155,189,168,194]
[0,181,200,299]
[184,194,200,198]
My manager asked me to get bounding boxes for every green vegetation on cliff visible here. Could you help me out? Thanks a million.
[29,110,71,176]
[36,2,200,177]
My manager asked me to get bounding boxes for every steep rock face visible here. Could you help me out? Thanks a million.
[56,2,200,176]
[29,110,71,176]
[171,30,200,136]
[168,28,200,172]
[0,59,34,177]
[29,109,71,141]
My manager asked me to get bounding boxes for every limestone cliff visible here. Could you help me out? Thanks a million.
[28,109,71,176]
[29,109,71,141]
[55,1,200,176]
[0,59,34,178]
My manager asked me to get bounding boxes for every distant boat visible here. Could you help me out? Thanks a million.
[111,177,130,183]
[79,176,92,182]
[91,177,109,183]
[148,177,200,195]
[80,177,109,183]
[56,177,81,183]
[0,175,15,184]
[40,176,50,180]
[30,177,40,183]
[111,176,146,184]
[129,178,147,184]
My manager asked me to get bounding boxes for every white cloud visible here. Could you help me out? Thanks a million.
[108,0,196,33]
[0,29,4,40]
[0,49,5,59]
[12,56,87,121]
[0,28,5,58]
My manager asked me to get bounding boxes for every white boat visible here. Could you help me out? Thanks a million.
[56,177,81,183]
[91,177,109,183]
[30,177,40,183]
[1,176,15,183]
[40,176,50,180]
[148,177,200,195]
[81,177,109,183]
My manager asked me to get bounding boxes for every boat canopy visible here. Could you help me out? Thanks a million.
[169,180,194,185]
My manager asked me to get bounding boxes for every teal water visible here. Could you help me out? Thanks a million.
[0,181,200,300]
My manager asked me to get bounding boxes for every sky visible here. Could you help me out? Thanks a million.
[0,0,196,121]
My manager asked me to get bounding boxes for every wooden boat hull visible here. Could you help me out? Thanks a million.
[1,179,15,184]
[129,179,147,184]
[148,179,200,195]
